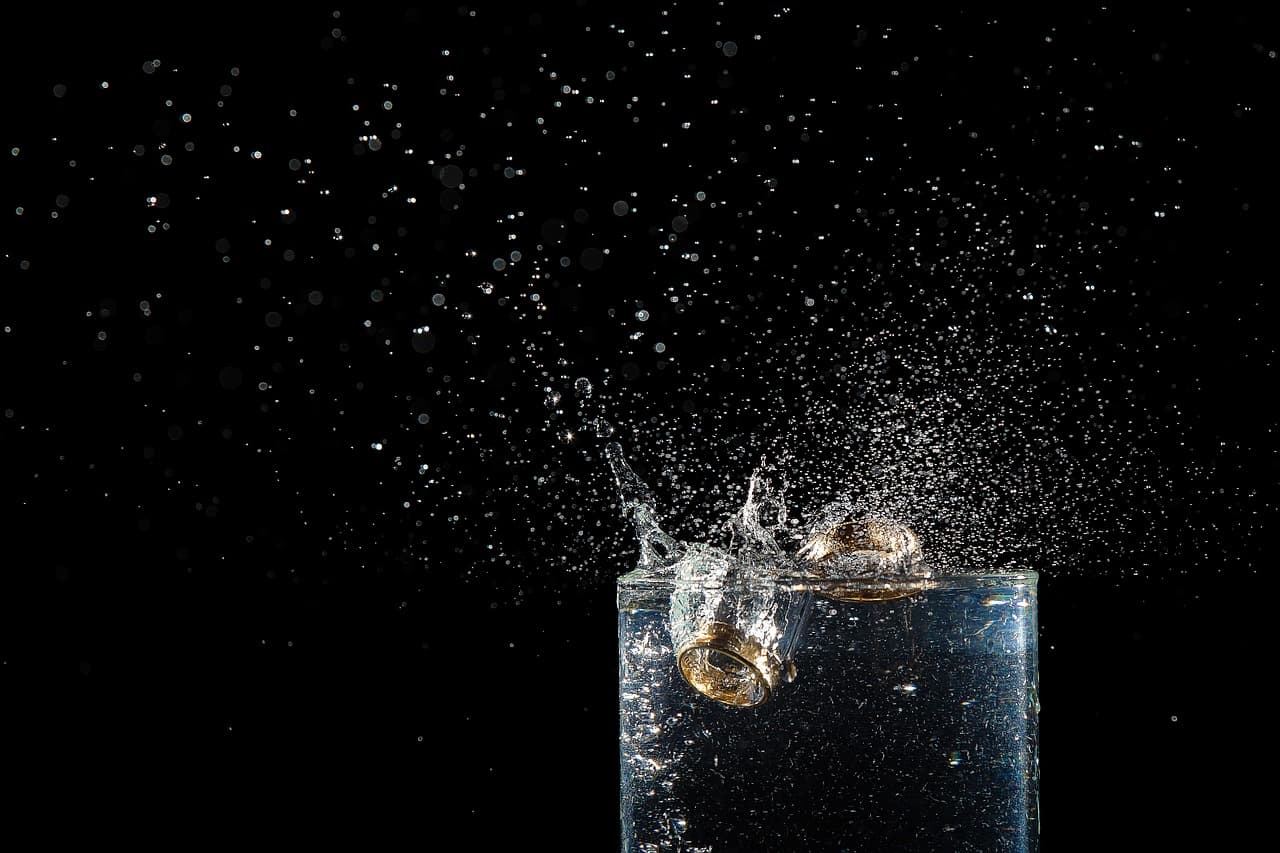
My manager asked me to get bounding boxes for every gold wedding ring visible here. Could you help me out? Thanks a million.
[799,519,930,601]
[675,621,790,707]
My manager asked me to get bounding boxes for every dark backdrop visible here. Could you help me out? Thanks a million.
[7,4,1273,846]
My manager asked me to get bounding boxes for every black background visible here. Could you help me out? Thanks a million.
[7,4,1274,846]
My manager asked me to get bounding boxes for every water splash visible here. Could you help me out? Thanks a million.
[606,441,685,569]
[725,468,788,567]
[4,7,1256,601]
[609,441,930,583]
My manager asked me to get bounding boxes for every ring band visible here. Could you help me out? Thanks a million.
[799,519,929,601]
[676,621,788,707]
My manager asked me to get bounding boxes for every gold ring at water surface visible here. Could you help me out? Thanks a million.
[799,518,929,602]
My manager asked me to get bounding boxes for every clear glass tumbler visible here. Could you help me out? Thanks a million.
[619,570,1039,852]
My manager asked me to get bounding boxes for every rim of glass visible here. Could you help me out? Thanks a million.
[618,569,1038,589]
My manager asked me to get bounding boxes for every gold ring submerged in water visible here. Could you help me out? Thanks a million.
[676,622,788,708]
[799,518,929,602]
